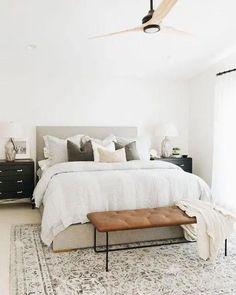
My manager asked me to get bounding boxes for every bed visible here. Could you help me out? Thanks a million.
[34,126,211,251]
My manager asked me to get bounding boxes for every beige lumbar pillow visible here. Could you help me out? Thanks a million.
[91,141,115,162]
[98,147,127,163]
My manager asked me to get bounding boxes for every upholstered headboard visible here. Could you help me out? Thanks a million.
[36,126,137,163]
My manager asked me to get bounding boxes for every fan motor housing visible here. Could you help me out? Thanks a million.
[143,24,160,33]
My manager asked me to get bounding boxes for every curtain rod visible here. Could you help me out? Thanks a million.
[216,68,236,76]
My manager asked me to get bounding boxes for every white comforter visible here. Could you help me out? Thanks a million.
[33,160,211,246]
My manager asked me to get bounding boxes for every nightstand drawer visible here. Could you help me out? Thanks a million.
[0,174,33,183]
[177,160,192,173]
[168,159,186,167]
[171,159,192,173]
[153,158,192,173]
[0,180,33,191]
[0,165,33,176]
[0,189,33,199]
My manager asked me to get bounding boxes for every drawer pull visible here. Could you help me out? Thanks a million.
[17,169,23,172]
[180,164,185,167]
[0,192,2,195]
[0,170,2,173]
[17,191,23,194]
[17,180,23,183]
[0,181,2,184]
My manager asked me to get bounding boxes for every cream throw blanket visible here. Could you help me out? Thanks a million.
[176,199,236,260]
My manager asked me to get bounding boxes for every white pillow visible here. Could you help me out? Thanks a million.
[38,159,50,171]
[91,141,115,162]
[81,134,117,146]
[43,134,84,166]
[116,136,151,161]
[37,159,51,179]
[98,147,126,163]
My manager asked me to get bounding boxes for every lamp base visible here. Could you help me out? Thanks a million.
[5,138,17,161]
[161,136,172,158]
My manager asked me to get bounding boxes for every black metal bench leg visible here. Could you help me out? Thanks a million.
[225,239,227,256]
[94,227,97,252]
[93,228,109,271]
[106,232,109,272]
[31,198,35,209]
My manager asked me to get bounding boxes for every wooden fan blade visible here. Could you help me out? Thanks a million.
[161,25,193,37]
[90,26,143,39]
[149,0,178,25]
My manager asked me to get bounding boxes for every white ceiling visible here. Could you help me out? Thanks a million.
[1,0,236,80]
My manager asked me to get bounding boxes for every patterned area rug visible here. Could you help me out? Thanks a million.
[10,225,236,295]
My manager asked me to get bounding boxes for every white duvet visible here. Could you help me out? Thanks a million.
[33,160,211,246]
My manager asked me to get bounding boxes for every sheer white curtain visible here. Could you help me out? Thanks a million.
[212,71,236,211]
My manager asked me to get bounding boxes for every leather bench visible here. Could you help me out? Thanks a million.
[88,206,197,232]
[87,206,227,271]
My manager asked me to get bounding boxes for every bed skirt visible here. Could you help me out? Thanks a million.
[39,206,184,252]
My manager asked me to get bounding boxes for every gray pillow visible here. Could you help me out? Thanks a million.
[115,141,140,161]
[67,140,94,162]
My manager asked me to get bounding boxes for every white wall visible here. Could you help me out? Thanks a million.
[0,75,190,160]
[189,52,236,185]
[3,49,236,180]
[188,71,215,184]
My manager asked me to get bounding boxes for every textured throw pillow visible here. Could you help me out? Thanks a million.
[43,134,84,166]
[91,141,115,162]
[67,140,94,162]
[116,136,150,161]
[81,134,117,146]
[98,147,127,163]
[115,141,140,161]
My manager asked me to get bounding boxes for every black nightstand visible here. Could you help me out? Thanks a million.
[0,159,35,208]
[151,157,192,173]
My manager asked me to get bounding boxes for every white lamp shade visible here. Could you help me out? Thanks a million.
[157,122,178,137]
[0,122,22,138]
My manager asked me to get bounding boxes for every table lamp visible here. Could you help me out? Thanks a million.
[0,122,22,161]
[158,122,178,158]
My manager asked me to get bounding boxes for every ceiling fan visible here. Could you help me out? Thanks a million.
[91,0,189,39]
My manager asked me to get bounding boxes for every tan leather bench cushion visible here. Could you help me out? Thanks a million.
[87,206,196,232]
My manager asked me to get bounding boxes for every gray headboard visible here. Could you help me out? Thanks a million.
[36,126,137,163]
